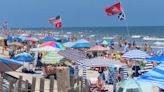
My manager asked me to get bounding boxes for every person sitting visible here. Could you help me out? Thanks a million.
[96,76,105,92]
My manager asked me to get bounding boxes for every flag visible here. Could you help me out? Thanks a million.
[49,16,62,28]
[118,12,126,20]
[105,2,122,16]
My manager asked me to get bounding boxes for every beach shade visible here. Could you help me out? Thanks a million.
[16,36,28,42]
[7,35,14,42]
[39,41,66,50]
[0,58,22,73]
[64,42,75,48]
[72,39,91,48]
[58,49,88,61]
[96,40,109,45]
[88,45,109,51]
[152,49,164,56]
[30,46,60,52]
[39,36,56,43]
[0,37,5,41]
[139,63,164,89]
[117,78,157,92]
[122,50,150,60]
[13,52,34,62]
[8,42,23,47]
[20,33,31,37]
[146,56,164,63]
[41,52,64,64]
[78,57,125,67]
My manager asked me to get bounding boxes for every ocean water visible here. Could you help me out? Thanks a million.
[11,26,164,48]
[14,26,164,37]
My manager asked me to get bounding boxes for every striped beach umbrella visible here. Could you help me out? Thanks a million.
[41,52,64,64]
[13,52,34,62]
[122,50,150,61]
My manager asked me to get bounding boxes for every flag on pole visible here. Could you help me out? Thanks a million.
[118,12,126,20]
[105,2,122,16]
[49,16,62,28]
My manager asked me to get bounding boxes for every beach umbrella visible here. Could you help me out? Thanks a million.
[64,42,75,47]
[30,46,60,52]
[58,49,88,61]
[139,63,164,89]
[0,37,5,41]
[39,36,56,43]
[117,78,156,92]
[39,41,66,50]
[122,50,150,60]
[27,37,38,42]
[0,58,22,72]
[72,39,91,48]
[13,52,34,62]
[41,52,64,64]
[78,57,125,67]
[88,45,109,51]
[146,56,164,63]
[152,49,164,56]
[96,40,109,45]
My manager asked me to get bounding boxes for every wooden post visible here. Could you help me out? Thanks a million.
[49,76,54,92]
[39,78,45,92]
[0,77,3,92]
[56,67,70,92]
[18,76,22,92]
[9,80,14,92]
[31,77,36,92]
[24,80,29,92]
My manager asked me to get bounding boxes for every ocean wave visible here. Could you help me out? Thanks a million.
[143,36,164,41]
[153,42,164,46]
[131,35,142,38]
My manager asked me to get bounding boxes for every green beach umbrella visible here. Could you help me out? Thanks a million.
[41,52,64,64]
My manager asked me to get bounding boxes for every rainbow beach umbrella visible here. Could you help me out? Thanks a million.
[39,41,66,50]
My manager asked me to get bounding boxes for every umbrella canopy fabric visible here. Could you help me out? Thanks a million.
[58,49,88,61]
[139,63,164,89]
[39,41,66,50]
[146,56,164,63]
[72,39,91,48]
[8,42,23,47]
[122,50,150,60]
[152,49,164,56]
[30,46,60,52]
[117,78,156,92]
[97,40,109,45]
[0,58,22,73]
[13,52,34,62]
[64,42,75,47]
[39,36,56,43]
[78,57,125,67]
[41,52,64,64]
[88,45,109,51]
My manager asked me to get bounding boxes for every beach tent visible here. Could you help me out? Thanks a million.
[58,49,88,61]
[139,63,164,89]
[146,56,164,63]
[116,78,158,92]
[72,39,91,48]
[122,50,150,60]
[30,46,60,52]
[0,58,22,72]
[39,36,56,43]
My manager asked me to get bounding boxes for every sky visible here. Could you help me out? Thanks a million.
[0,0,164,28]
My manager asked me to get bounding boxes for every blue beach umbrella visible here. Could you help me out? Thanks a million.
[72,39,91,48]
[146,56,164,63]
[13,52,34,62]
[39,36,56,43]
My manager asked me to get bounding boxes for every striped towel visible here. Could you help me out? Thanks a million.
[143,62,153,73]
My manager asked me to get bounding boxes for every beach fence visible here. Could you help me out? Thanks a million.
[0,67,89,92]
